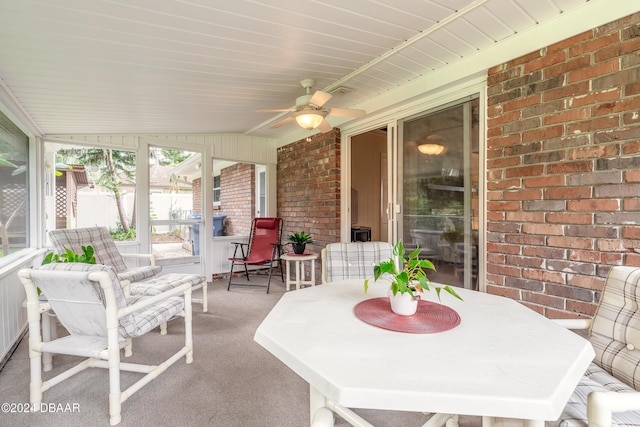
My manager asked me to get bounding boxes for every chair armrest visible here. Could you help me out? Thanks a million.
[121,252,156,266]
[588,391,640,427]
[552,318,592,330]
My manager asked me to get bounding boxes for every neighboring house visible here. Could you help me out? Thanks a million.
[55,165,88,230]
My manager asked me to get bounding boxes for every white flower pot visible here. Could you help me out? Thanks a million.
[388,290,420,316]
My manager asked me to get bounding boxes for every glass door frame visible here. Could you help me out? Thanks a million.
[341,80,486,291]
[141,138,207,275]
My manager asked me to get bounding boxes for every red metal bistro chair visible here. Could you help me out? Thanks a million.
[227,217,284,293]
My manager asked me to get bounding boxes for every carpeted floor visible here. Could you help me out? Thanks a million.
[0,277,483,427]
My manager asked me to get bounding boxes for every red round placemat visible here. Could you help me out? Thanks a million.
[354,297,461,334]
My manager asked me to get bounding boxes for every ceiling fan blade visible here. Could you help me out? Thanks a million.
[327,108,366,118]
[270,115,296,129]
[309,90,332,108]
[317,119,333,133]
[258,108,295,113]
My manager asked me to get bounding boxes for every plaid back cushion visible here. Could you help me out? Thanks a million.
[49,227,128,273]
[589,266,640,390]
[325,242,393,282]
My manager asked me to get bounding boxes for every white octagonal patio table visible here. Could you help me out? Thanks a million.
[254,279,594,427]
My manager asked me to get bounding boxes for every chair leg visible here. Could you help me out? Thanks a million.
[184,288,193,364]
[107,321,122,425]
[227,262,235,290]
[201,281,208,312]
[243,262,250,280]
[28,320,43,410]
[42,311,57,372]
[123,339,132,357]
[266,263,274,294]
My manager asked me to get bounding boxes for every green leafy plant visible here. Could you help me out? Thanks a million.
[364,240,462,301]
[110,223,136,241]
[287,231,314,245]
[42,245,97,265]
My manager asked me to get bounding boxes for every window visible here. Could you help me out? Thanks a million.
[44,142,137,241]
[0,110,29,260]
[213,175,221,205]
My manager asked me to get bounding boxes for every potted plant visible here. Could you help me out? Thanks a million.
[42,245,97,265]
[287,231,314,255]
[364,240,462,315]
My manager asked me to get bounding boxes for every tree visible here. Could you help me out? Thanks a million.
[155,149,190,166]
[57,148,136,232]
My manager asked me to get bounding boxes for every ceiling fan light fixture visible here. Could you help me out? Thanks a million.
[418,143,446,155]
[295,111,325,130]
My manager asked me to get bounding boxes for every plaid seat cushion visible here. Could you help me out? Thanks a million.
[325,242,393,282]
[130,273,205,296]
[550,363,640,427]
[124,296,184,338]
[117,265,162,284]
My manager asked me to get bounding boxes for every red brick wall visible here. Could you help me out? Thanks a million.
[277,130,341,273]
[192,177,202,214]
[486,13,640,318]
[220,163,254,236]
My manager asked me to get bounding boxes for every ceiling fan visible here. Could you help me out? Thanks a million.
[259,78,366,132]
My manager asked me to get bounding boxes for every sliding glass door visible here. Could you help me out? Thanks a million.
[398,98,479,289]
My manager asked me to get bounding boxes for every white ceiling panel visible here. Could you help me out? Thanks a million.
[0,0,633,137]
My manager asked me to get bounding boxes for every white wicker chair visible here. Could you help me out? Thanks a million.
[551,266,640,426]
[19,262,193,426]
[321,241,393,283]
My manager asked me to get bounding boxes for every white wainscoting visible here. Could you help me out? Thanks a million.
[0,250,44,368]
[212,236,248,277]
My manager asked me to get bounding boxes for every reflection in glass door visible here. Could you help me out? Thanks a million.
[399,98,479,289]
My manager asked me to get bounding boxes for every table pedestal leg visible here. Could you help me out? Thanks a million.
[483,417,496,427]
[296,260,301,290]
[446,414,459,427]
[310,385,333,427]
[421,413,457,427]
[482,418,543,427]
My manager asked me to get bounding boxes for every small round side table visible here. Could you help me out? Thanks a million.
[281,253,318,291]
